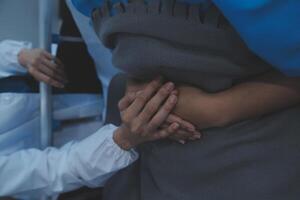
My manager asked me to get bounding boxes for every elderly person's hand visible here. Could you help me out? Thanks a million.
[18,48,67,88]
[113,78,180,150]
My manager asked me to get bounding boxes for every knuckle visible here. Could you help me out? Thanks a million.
[123,118,131,126]
[158,87,169,96]
[121,113,131,125]
[28,67,35,73]
[147,120,159,130]
[130,123,142,134]
[118,100,123,110]
[144,104,156,114]
[33,59,40,66]
[136,95,147,104]
[45,77,52,83]
[163,103,174,112]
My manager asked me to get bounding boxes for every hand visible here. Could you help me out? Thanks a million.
[113,78,180,150]
[126,77,199,144]
[161,114,202,144]
[18,48,67,88]
[126,77,149,94]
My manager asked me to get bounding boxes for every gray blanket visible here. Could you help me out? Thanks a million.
[93,1,300,199]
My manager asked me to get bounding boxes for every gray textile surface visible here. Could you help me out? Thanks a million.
[93,1,300,199]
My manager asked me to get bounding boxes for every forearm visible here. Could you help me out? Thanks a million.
[173,71,300,129]
[214,71,300,126]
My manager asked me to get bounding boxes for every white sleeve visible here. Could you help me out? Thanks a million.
[0,124,139,199]
[0,40,31,78]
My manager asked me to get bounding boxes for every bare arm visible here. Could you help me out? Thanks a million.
[173,71,300,129]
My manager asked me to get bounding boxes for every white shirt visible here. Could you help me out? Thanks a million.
[0,40,139,198]
[0,124,138,199]
[0,40,103,154]
[0,40,30,78]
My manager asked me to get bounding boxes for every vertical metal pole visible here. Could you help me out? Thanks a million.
[39,0,53,149]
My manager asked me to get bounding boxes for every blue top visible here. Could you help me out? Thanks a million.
[72,0,300,76]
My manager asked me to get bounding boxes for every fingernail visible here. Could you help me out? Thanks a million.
[179,140,186,144]
[194,131,201,135]
[194,134,201,139]
[188,127,196,132]
[169,95,177,104]
[172,123,179,129]
[166,82,174,91]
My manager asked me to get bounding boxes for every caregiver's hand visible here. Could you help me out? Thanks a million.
[113,78,180,150]
[126,77,199,144]
[18,48,67,88]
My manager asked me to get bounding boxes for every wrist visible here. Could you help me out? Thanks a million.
[17,49,29,68]
[113,126,137,151]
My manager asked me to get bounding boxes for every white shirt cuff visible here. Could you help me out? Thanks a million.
[0,40,31,78]
[70,124,139,187]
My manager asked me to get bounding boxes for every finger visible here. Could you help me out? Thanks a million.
[42,51,65,70]
[171,90,178,96]
[28,68,64,88]
[42,58,66,75]
[189,133,202,140]
[146,94,177,132]
[42,51,54,60]
[37,64,67,84]
[169,129,194,141]
[137,82,175,125]
[123,77,163,120]
[167,114,196,132]
[160,123,171,130]
[118,92,136,112]
[53,57,64,68]
[151,123,179,140]
[40,52,65,72]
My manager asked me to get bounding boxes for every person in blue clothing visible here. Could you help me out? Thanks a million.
[72,0,300,199]
[73,0,300,76]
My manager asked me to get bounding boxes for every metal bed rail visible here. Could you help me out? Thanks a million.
[38,0,53,150]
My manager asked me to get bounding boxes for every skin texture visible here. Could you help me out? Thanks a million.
[18,48,67,88]
[127,71,300,141]
[173,71,300,130]
[113,78,181,150]
[126,77,202,144]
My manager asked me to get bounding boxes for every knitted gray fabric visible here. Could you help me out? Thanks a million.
[93,1,300,199]
[92,0,272,92]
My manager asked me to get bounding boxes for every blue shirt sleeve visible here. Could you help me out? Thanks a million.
[71,0,129,17]
[213,0,300,76]
[71,0,103,17]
